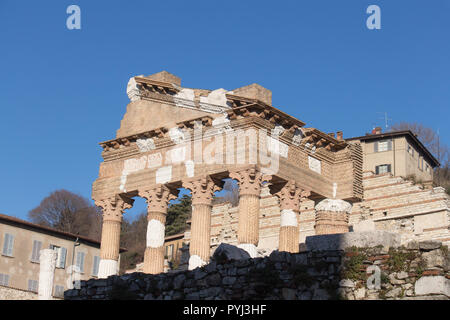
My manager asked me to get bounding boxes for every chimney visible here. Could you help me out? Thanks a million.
[336,131,343,141]
[372,127,382,135]
[328,132,336,138]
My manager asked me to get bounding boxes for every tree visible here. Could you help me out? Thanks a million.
[28,189,102,240]
[165,194,192,236]
[119,212,147,273]
[389,122,450,193]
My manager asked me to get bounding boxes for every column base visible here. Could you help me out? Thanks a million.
[98,259,118,279]
[188,255,207,270]
[237,243,259,258]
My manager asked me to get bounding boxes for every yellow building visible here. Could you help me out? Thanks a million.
[0,213,124,299]
[346,129,440,183]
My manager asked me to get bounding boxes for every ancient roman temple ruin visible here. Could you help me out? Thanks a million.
[92,71,366,278]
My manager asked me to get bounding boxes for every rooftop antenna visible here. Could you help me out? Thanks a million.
[437,128,441,186]
[377,112,392,131]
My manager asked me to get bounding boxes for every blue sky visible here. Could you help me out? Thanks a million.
[0,0,449,221]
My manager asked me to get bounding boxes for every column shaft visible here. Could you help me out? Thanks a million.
[279,226,299,253]
[140,185,177,275]
[270,180,310,254]
[183,176,222,270]
[100,220,121,261]
[190,204,212,262]
[143,212,166,274]
[95,195,133,279]
[230,167,263,257]
[237,194,260,245]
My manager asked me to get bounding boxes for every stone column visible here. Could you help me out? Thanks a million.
[38,249,57,300]
[183,176,223,270]
[139,185,178,274]
[272,180,310,253]
[315,198,353,235]
[229,166,263,257]
[95,194,134,278]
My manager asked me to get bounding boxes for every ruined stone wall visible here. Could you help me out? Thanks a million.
[350,172,450,245]
[65,237,450,300]
[205,172,449,256]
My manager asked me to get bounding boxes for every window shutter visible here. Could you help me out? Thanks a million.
[92,256,100,276]
[2,235,9,255]
[28,279,38,292]
[32,240,42,262]
[387,164,392,173]
[59,247,67,268]
[76,252,85,273]
[3,234,14,256]
[387,140,393,151]
[8,235,14,256]
[375,165,380,175]
[374,142,378,153]
[0,273,7,286]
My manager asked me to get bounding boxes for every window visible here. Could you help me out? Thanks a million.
[0,273,10,286]
[425,164,431,173]
[31,240,42,262]
[374,140,392,152]
[28,279,38,293]
[2,233,14,257]
[407,144,414,157]
[50,245,67,268]
[54,285,65,298]
[76,252,85,273]
[375,164,391,175]
[165,244,174,260]
[92,256,100,277]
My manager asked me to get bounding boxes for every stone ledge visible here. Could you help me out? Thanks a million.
[305,231,401,251]
[415,276,450,297]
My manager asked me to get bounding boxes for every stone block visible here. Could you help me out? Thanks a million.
[422,250,445,269]
[305,231,401,251]
[415,276,450,297]
[212,243,251,262]
[352,220,375,232]
[419,241,442,251]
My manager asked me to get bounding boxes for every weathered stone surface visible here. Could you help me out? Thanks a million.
[352,220,375,232]
[385,287,402,298]
[306,231,401,251]
[212,243,251,262]
[415,276,450,297]
[354,287,366,300]
[339,279,355,288]
[422,250,445,269]
[419,241,442,251]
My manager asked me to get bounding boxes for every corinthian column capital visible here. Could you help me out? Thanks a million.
[272,180,311,211]
[95,194,134,222]
[229,166,263,197]
[139,185,179,214]
[182,176,223,206]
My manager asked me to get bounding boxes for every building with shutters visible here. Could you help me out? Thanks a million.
[0,213,122,299]
[346,128,439,183]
